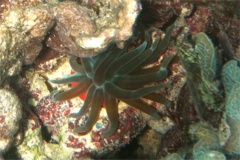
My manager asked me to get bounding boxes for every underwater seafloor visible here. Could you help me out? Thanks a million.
[0,0,239,160]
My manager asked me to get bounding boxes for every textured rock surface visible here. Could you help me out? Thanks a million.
[0,0,141,86]
[0,3,55,86]
[47,0,142,57]
[0,88,22,155]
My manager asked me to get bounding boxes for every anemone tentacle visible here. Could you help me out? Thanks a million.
[101,92,118,137]
[93,46,122,86]
[105,42,147,80]
[141,23,175,67]
[112,68,168,88]
[49,74,86,84]
[49,24,175,137]
[131,64,161,75]
[144,93,173,108]
[104,81,170,100]
[68,84,96,118]
[68,55,85,74]
[81,57,94,78]
[113,54,175,88]
[74,88,103,133]
[122,99,160,119]
[116,42,155,75]
[50,77,92,101]
[93,45,116,71]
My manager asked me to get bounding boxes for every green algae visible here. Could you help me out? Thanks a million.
[222,60,240,154]
[195,33,217,82]
[178,32,222,115]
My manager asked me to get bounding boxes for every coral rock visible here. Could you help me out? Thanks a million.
[48,0,142,57]
[0,0,141,86]
[2,4,55,65]
[0,4,55,85]
[0,88,22,154]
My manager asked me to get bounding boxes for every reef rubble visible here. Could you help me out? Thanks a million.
[0,0,239,159]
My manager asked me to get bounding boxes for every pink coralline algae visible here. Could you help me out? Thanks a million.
[65,107,146,158]
[35,96,73,131]
[184,2,239,57]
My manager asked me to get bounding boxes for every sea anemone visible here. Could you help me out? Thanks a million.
[49,24,175,137]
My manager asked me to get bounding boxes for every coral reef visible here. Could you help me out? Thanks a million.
[49,24,175,137]
[0,0,141,86]
[157,26,238,159]
[140,0,240,58]
[135,128,162,159]
[0,2,55,86]
[47,0,142,57]
[0,88,22,155]
[178,31,223,118]
[147,45,186,134]
[0,0,239,159]
[189,122,226,160]
[163,153,183,160]
[1,0,144,158]
[139,0,193,28]
[5,57,148,159]
[222,60,240,154]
